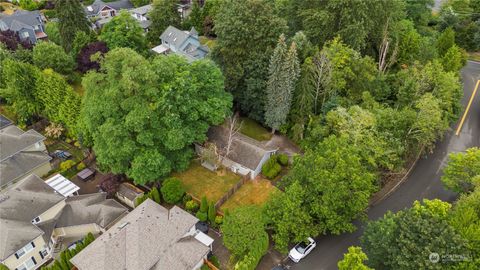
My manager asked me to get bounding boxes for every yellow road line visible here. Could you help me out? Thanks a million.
[456,80,480,136]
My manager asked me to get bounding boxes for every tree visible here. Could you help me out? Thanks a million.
[442,148,480,194]
[56,0,91,51]
[160,177,185,204]
[131,0,150,7]
[44,22,62,46]
[99,11,147,53]
[148,0,181,43]
[76,41,109,73]
[71,31,94,59]
[150,187,161,204]
[441,44,467,73]
[222,206,268,260]
[36,69,81,135]
[32,42,75,74]
[183,0,204,35]
[212,0,287,122]
[436,27,456,57]
[265,35,300,133]
[208,201,216,223]
[338,246,372,270]
[265,181,318,253]
[79,48,232,184]
[98,173,121,197]
[405,0,434,29]
[199,196,208,213]
[362,199,469,270]
[0,264,9,270]
[0,30,32,51]
[0,60,40,124]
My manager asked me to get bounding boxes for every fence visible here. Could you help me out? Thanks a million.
[214,173,250,210]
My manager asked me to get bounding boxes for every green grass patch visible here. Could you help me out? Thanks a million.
[172,161,241,203]
[239,117,272,141]
[220,179,280,211]
[46,140,84,163]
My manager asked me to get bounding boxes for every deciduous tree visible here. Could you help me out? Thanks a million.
[32,42,75,74]
[338,246,372,270]
[148,0,181,43]
[442,148,480,194]
[99,11,147,53]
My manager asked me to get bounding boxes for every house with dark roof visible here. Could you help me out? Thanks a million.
[71,199,214,270]
[84,0,134,28]
[152,26,209,62]
[196,126,278,179]
[129,4,152,31]
[0,175,128,270]
[0,123,52,190]
[0,10,47,44]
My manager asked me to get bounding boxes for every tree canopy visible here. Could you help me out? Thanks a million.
[55,0,91,51]
[99,11,147,53]
[79,48,232,184]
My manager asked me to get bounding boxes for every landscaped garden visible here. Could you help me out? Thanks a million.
[220,179,280,211]
[172,161,241,203]
[239,117,272,141]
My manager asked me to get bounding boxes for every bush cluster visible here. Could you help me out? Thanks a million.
[185,200,199,212]
[160,177,185,204]
[262,155,281,179]
[59,160,76,171]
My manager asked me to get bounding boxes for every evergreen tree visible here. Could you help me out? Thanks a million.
[199,196,208,213]
[265,35,300,133]
[56,0,91,52]
[208,201,216,223]
[148,0,181,43]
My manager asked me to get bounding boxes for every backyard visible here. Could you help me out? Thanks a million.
[172,161,241,203]
[239,117,272,141]
[220,178,280,211]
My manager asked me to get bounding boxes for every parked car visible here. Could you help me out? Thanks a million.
[288,237,316,263]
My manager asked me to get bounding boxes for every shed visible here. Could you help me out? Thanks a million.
[115,182,144,208]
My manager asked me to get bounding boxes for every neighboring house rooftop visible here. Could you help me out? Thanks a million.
[0,125,51,187]
[0,115,12,130]
[206,126,277,171]
[0,174,64,260]
[159,26,209,61]
[85,0,134,16]
[55,193,128,228]
[71,199,211,270]
[130,4,152,16]
[0,10,43,32]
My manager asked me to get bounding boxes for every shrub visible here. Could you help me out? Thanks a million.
[208,202,216,224]
[196,211,207,222]
[0,263,9,270]
[215,215,223,226]
[199,196,208,213]
[277,153,289,166]
[60,160,76,171]
[182,194,192,205]
[65,138,72,144]
[263,162,281,179]
[185,200,199,212]
[74,141,81,148]
[209,255,220,268]
[76,162,86,171]
[43,9,56,19]
[160,177,185,204]
[150,187,161,204]
[44,123,64,139]
[135,194,148,207]
[200,265,209,270]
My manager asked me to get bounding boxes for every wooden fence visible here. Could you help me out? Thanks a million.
[214,173,250,210]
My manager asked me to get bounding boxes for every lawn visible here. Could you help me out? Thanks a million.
[172,161,241,203]
[46,140,85,163]
[239,117,272,141]
[220,179,280,211]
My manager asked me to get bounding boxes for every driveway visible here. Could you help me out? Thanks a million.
[278,61,480,270]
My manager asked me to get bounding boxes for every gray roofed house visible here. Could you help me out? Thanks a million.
[196,125,278,179]
[0,174,64,262]
[0,174,128,270]
[0,10,47,44]
[55,193,128,228]
[0,125,52,189]
[71,199,214,270]
[0,115,12,130]
[153,26,209,62]
[85,0,134,28]
[129,4,152,31]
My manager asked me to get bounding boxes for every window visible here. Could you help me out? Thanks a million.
[34,25,39,30]
[21,31,29,38]
[15,243,35,259]
[16,257,36,270]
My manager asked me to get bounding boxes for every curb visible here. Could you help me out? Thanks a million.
[370,146,425,206]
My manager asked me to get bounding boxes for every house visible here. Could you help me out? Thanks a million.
[0,10,47,44]
[70,199,214,270]
[115,182,144,208]
[84,0,134,28]
[152,26,209,62]
[0,174,128,270]
[196,126,278,179]
[0,123,52,190]
[129,4,152,32]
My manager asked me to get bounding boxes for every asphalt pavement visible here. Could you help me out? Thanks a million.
[289,61,480,270]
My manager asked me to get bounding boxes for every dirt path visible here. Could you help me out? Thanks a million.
[264,134,301,156]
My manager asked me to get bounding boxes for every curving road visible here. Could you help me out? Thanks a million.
[290,61,480,270]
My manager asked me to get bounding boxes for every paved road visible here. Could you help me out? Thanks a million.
[290,61,480,270]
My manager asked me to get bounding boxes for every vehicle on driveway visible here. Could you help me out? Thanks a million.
[288,237,316,263]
